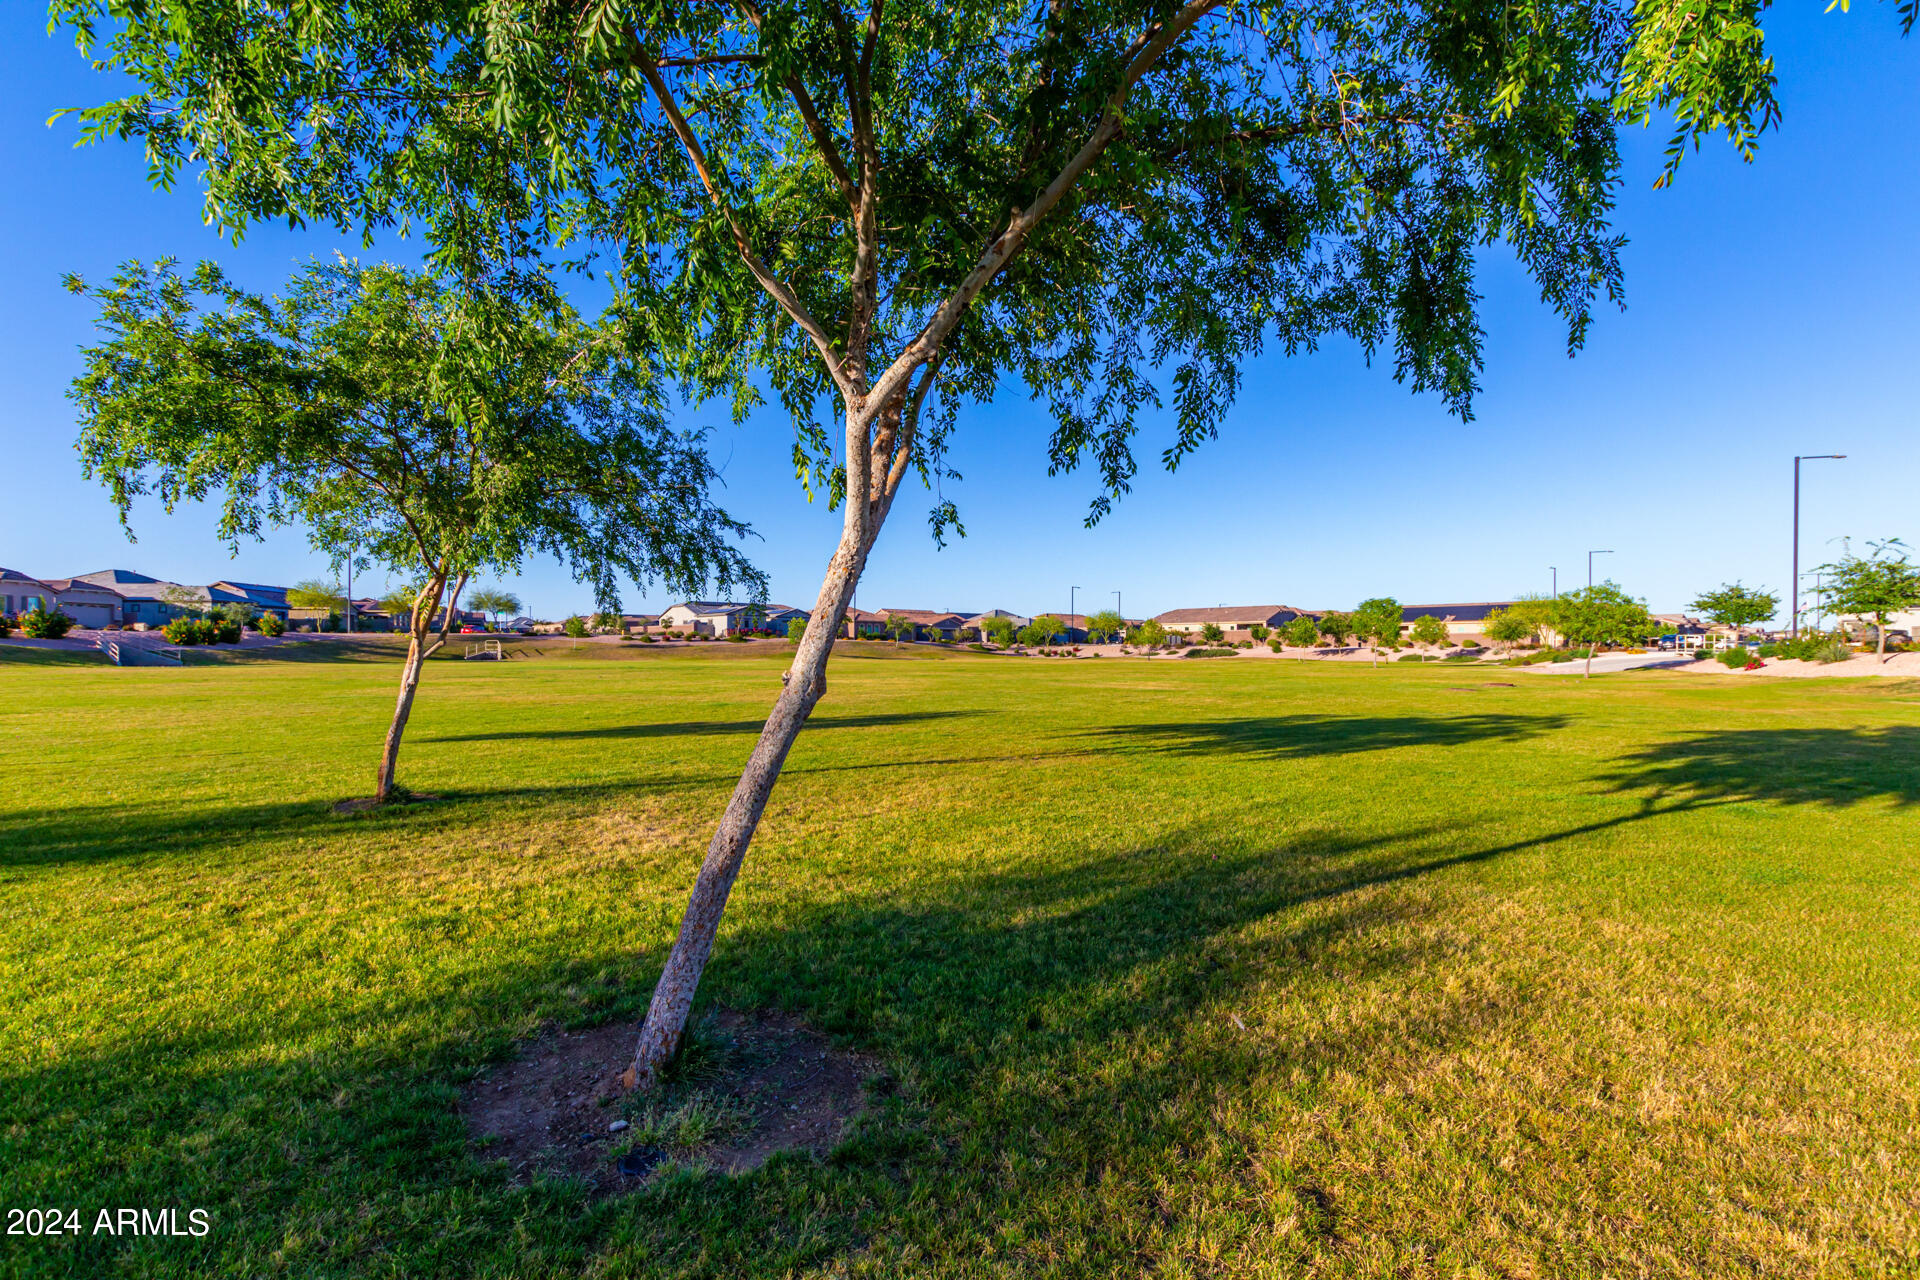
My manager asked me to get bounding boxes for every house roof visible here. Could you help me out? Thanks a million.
[39,578,122,597]
[0,567,53,588]
[1152,605,1305,626]
[672,600,776,617]
[1396,602,1518,624]
[877,609,965,626]
[212,580,291,605]
[844,609,889,623]
[73,569,162,587]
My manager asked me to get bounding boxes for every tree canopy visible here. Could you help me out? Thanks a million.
[1085,609,1125,643]
[1689,582,1777,630]
[69,257,762,797]
[1817,539,1920,657]
[469,587,523,623]
[287,579,345,612]
[1551,581,1651,676]
[1353,598,1403,647]
[48,0,1830,528]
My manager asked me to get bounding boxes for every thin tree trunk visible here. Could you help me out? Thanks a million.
[625,519,871,1089]
[627,388,918,1088]
[375,573,448,802]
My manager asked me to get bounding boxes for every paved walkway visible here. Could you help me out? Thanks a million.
[1522,652,1698,676]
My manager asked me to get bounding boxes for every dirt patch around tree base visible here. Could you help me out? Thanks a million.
[461,1009,876,1193]
[331,791,443,815]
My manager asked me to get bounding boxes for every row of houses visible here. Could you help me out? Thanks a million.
[0,567,288,628]
[644,599,1790,648]
[0,567,497,632]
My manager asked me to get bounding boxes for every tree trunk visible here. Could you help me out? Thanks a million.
[626,523,871,1089]
[374,573,448,803]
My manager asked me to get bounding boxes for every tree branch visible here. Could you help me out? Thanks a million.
[633,49,856,404]
[864,0,1228,418]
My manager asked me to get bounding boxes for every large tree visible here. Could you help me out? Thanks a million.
[1551,581,1652,677]
[1817,539,1920,659]
[69,258,761,800]
[1353,597,1404,649]
[52,0,1844,1085]
[1689,581,1777,633]
[1085,608,1125,643]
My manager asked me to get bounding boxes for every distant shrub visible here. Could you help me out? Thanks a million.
[211,616,243,644]
[1718,646,1752,668]
[1813,640,1852,664]
[256,612,286,637]
[162,616,214,644]
[642,634,658,643]
[563,615,589,638]
[1199,623,1225,644]
[20,609,75,639]
[1248,625,1269,641]
[0,617,11,638]
[725,633,748,643]
[1268,637,1282,652]
[1182,647,1238,658]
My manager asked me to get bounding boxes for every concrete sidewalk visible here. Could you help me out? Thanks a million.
[1522,652,1697,676]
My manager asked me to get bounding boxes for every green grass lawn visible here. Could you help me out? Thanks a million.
[3,650,1918,1278]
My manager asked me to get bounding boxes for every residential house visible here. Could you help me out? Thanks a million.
[503,616,540,634]
[0,568,56,618]
[876,609,966,641]
[1153,605,1309,636]
[39,578,124,628]
[842,608,890,638]
[959,608,1030,640]
[763,607,809,635]
[71,570,255,627]
[350,598,397,631]
[211,581,292,619]
[1394,602,1521,645]
[659,601,781,635]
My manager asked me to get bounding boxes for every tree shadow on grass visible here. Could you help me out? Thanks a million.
[0,779,700,870]
[1600,725,1920,810]
[424,709,977,745]
[3,819,1514,1277]
[1080,712,1569,760]
[14,726,1913,1280]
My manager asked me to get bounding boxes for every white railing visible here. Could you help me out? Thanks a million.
[95,632,183,667]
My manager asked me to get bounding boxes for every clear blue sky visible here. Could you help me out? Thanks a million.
[2,7,1913,621]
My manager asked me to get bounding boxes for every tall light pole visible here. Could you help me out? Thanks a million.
[1587,549,1612,590]
[1070,585,1081,639]
[1550,566,1558,600]
[1792,454,1845,638]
